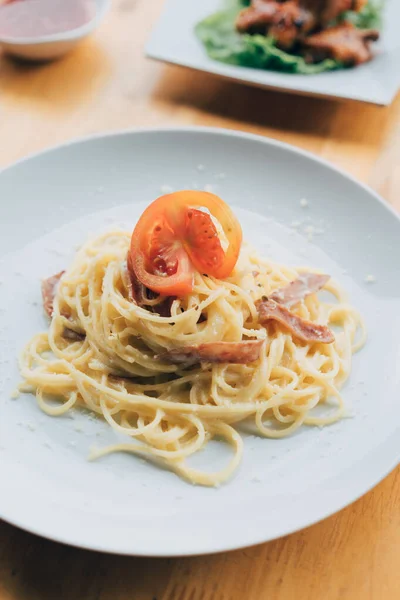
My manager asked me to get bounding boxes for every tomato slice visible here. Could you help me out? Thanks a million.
[129,191,242,296]
[131,211,195,297]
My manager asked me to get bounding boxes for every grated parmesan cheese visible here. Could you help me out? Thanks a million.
[251,476,262,483]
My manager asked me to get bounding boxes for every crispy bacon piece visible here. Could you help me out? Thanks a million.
[41,271,64,317]
[41,271,85,341]
[270,272,330,308]
[257,272,333,343]
[126,253,174,318]
[236,0,316,49]
[303,22,379,65]
[62,327,85,342]
[257,298,334,343]
[157,340,264,365]
[62,327,86,342]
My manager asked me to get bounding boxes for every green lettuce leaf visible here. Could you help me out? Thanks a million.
[195,0,383,76]
[342,0,384,29]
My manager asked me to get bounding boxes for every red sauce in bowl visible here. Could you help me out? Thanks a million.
[0,0,96,39]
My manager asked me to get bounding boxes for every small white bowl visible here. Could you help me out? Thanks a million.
[0,0,112,61]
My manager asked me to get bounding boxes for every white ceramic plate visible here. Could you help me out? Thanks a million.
[146,0,400,105]
[0,128,399,557]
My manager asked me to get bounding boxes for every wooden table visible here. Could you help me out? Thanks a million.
[1,2,400,599]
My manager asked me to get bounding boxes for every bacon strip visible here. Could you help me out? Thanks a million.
[256,298,334,344]
[41,271,85,341]
[41,271,65,317]
[270,272,330,308]
[157,340,264,365]
[62,327,85,342]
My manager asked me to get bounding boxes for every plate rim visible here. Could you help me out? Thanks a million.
[1,125,399,224]
[1,126,400,557]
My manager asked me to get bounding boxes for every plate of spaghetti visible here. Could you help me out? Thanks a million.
[0,128,399,556]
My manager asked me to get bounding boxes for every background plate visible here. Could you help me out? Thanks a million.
[0,128,399,556]
[146,0,400,105]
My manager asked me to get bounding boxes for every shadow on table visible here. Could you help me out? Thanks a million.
[151,64,389,144]
[0,38,111,112]
[0,518,265,600]
[0,520,171,600]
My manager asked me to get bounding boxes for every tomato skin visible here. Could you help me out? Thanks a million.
[129,191,242,296]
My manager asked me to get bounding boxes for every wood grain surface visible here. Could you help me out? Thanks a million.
[1,2,400,599]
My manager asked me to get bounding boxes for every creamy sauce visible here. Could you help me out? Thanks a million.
[0,0,96,39]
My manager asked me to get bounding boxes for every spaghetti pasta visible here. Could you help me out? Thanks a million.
[19,229,365,486]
